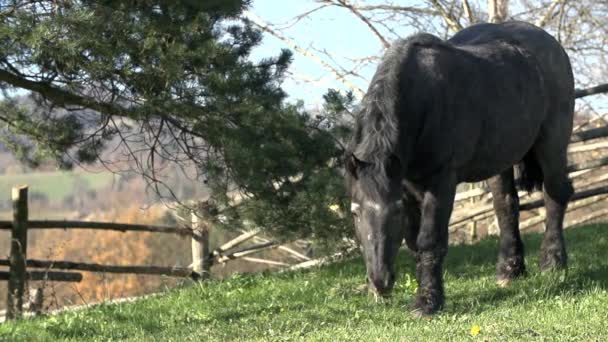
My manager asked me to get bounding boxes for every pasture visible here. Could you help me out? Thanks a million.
[1,224,607,341]
[0,171,115,203]
[0,171,116,221]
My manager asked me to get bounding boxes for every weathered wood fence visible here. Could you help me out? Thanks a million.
[449,122,608,241]
[3,119,608,321]
[0,187,312,320]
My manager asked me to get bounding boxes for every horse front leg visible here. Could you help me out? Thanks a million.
[402,188,421,253]
[413,172,457,315]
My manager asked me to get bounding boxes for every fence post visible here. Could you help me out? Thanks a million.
[191,201,211,280]
[6,185,28,320]
[28,287,43,316]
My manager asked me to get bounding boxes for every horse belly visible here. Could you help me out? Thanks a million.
[456,113,542,183]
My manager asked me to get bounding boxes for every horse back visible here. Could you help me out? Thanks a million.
[402,23,574,183]
[449,21,574,102]
[402,39,547,182]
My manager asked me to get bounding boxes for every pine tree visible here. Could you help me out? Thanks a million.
[0,1,351,243]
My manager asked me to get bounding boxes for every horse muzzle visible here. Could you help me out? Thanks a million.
[368,272,395,296]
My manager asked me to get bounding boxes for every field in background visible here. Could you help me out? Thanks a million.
[0,170,187,314]
[0,175,304,315]
[2,224,607,341]
[0,171,115,203]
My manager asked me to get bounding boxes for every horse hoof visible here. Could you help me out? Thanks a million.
[410,307,434,320]
[539,249,567,272]
[412,291,443,316]
[496,257,526,287]
[496,278,511,288]
[355,283,368,293]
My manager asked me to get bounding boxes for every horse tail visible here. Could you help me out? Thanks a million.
[517,151,543,192]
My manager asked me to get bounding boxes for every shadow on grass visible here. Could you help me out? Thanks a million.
[204,225,608,326]
[444,225,608,314]
[431,225,608,279]
[382,225,608,315]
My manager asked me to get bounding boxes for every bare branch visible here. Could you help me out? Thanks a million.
[273,4,332,29]
[349,4,437,16]
[330,0,390,48]
[488,0,509,23]
[575,83,608,98]
[244,10,365,97]
[462,0,475,25]
[535,0,562,28]
[428,0,463,32]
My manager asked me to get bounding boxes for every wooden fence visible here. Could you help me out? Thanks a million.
[0,187,313,321]
[3,120,608,321]
[448,123,608,241]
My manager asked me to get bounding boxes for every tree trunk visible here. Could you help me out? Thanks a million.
[488,0,509,23]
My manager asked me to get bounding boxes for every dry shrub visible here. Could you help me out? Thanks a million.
[24,204,183,310]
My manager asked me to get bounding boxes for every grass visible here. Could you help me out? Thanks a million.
[0,171,115,202]
[2,224,608,341]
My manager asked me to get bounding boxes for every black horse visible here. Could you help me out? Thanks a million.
[345,21,574,315]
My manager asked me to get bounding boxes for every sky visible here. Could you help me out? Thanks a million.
[249,1,419,107]
[249,1,607,114]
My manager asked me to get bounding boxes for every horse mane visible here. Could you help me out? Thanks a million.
[346,33,443,197]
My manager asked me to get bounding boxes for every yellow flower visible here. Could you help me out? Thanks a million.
[470,324,481,336]
[329,204,340,212]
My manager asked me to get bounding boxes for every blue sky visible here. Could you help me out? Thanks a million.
[249,1,607,114]
[250,1,419,107]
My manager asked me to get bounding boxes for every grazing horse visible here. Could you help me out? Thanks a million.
[345,21,574,315]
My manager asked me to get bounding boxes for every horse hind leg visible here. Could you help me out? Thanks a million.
[533,131,573,271]
[489,168,526,286]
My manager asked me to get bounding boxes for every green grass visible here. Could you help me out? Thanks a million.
[2,225,608,341]
[0,171,115,202]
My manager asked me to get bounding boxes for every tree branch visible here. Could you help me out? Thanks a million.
[428,0,463,32]
[332,0,390,48]
[575,83,608,98]
[462,0,475,25]
[0,66,214,144]
[488,0,509,23]
[535,0,562,28]
[244,10,365,97]
[350,4,437,16]
[0,69,126,116]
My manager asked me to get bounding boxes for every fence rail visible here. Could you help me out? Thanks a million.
[0,271,83,282]
[0,220,194,235]
[0,186,313,321]
[3,117,608,321]
[448,119,608,239]
[0,259,194,278]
